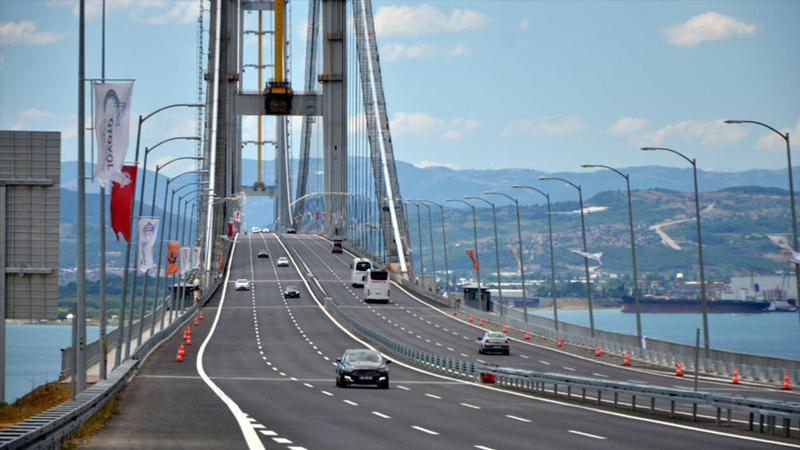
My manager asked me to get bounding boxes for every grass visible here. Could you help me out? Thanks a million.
[61,391,119,450]
[0,382,71,429]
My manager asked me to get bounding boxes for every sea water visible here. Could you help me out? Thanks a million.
[531,309,800,361]
[5,324,100,404]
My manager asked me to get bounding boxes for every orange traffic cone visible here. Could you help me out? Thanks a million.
[782,371,792,390]
[675,361,684,377]
[502,324,508,334]
[199,311,204,320]
[468,314,474,323]
[731,367,739,384]
[175,347,184,362]
[524,330,530,340]
[186,336,192,346]
[594,344,601,357]
[479,318,485,327]
[178,343,185,357]
[194,316,199,327]
[623,351,630,366]
[557,337,563,348]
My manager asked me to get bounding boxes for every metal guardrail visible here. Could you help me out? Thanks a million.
[0,255,229,449]
[296,243,800,438]
[390,274,800,387]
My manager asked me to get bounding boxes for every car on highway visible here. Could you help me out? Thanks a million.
[251,226,261,234]
[331,239,343,254]
[276,257,290,267]
[478,331,510,355]
[286,227,296,234]
[257,250,269,259]
[234,279,250,291]
[335,349,390,389]
[283,286,300,298]
[350,258,371,287]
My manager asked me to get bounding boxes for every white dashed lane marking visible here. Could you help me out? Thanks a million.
[371,411,391,419]
[460,402,481,409]
[568,430,607,440]
[506,415,531,423]
[411,425,439,436]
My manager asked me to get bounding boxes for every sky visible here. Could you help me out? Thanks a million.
[1,0,799,177]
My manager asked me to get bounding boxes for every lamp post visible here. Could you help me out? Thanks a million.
[448,199,484,311]
[129,156,203,353]
[465,196,505,317]
[115,102,203,368]
[486,191,527,323]
[404,200,425,283]
[513,185,559,332]
[539,176,595,337]
[415,200,438,290]
[725,119,800,329]
[582,164,643,347]
[641,146,709,350]
[419,200,450,293]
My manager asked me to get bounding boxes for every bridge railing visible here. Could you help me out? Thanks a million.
[388,271,800,388]
[291,239,800,438]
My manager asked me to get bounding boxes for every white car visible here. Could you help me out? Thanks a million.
[234,278,250,291]
[276,257,290,267]
[251,227,261,234]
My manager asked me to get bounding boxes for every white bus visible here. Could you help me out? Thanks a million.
[364,269,390,303]
[350,258,372,287]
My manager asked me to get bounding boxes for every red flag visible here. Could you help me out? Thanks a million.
[227,220,235,238]
[315,211,320,221]
[166,241,179,276]
[465,249,478,273]
[110,165,137,242]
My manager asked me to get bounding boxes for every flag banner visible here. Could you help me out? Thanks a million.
[227,220,235,238]
[767,235,800,264]
[180,247,192,275]
[465,249,478,273]
[569,249,604,265]
[93,82,134,185]
[166,241,179,276]
[137,217,159,274]
[192,246,201,269]
[110,164,138,241]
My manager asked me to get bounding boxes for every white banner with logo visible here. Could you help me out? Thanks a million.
[93,82,134,185]
[180,247,193,276]
[192,246,201,269]
[137,217,159,274]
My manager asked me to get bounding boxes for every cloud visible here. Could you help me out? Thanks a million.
[414,160,461,170]
[665,12,757,47]
[501,115,584,138]
[0,21,68,45]
[756,119,800,152]
[19,108,54,121]
[644,119,747,146]
[381,42,472,61]
[391,112,478,140]
[519,18,529,31]
[609,117,649,136]
[144,2,200,26]
[374,4,488,37]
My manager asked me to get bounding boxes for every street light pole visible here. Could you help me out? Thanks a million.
[540,176,595,337]
[725,119,800,329]
[642,146,709,350]
[465,196,504,317]
[420,200,448,293]
[415,201,438,291]
[582,164,643,347]
[448,199,484,311]
[486,191,528,323]
[513,185,559,332]
[406,201,425,284]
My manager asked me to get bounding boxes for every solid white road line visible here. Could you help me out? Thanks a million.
[371,411,391,419]
[411,425,439,436]
[195,237,266,450]
[568,430,607,440]
[505,414,531,423]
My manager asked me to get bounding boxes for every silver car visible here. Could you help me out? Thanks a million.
[234,279,250,291]
[478,331,510,355]
[276,257,290,267]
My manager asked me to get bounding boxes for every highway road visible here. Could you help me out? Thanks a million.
[82,233,794,449]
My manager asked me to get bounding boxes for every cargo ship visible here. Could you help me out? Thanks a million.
[621,295,774,313]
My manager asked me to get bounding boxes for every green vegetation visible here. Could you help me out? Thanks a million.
[0,382,71,429]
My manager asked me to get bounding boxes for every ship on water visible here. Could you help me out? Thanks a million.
[621,274,798,313]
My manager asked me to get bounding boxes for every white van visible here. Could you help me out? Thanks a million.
[364,269,390,303]
[350,258,372,287]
